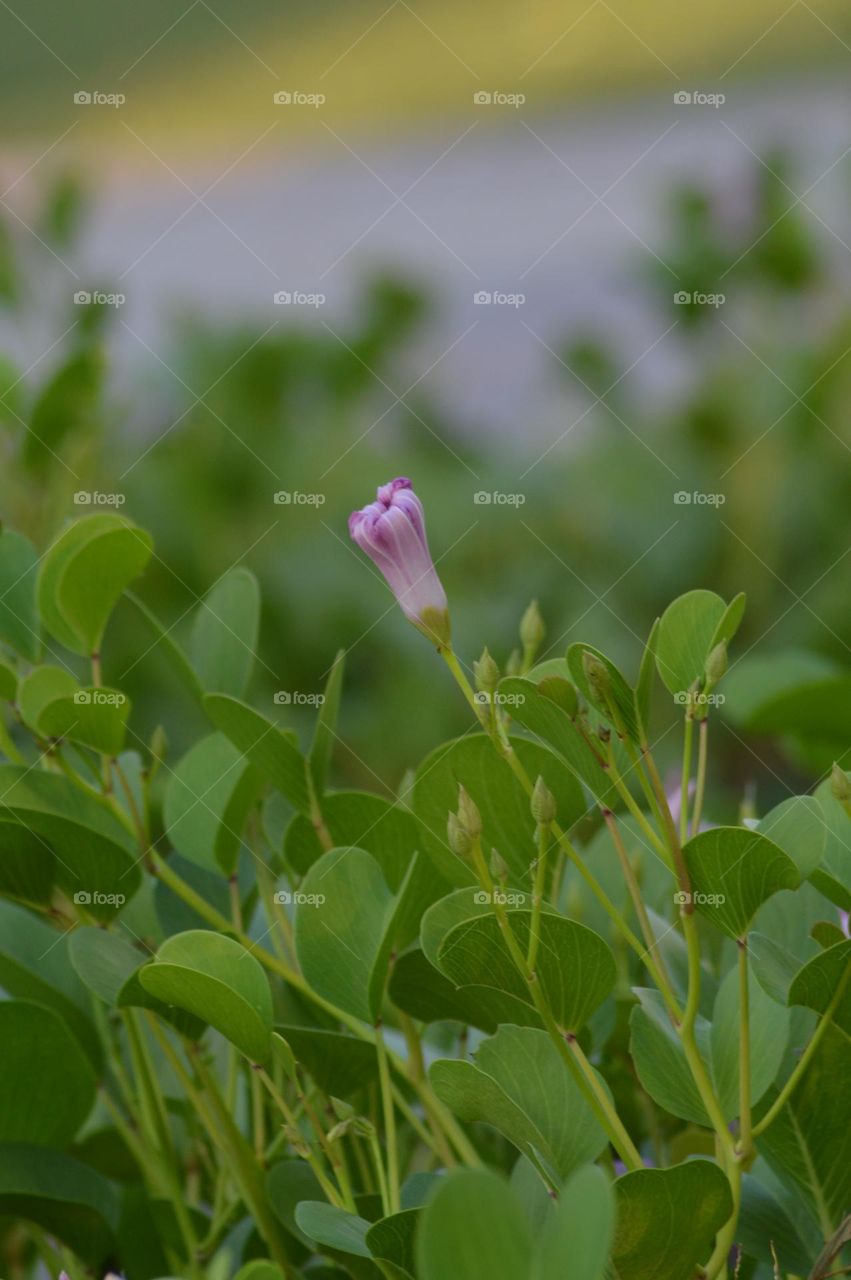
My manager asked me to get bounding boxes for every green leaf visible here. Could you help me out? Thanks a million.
[25,346,104,472]
[310,649,345,794]
[758,1026,851,1235]
[295,1201,372,1256]
[124,591,204,704]
[757,795,826,879]
[191,567,260,697]
[0,658,17,700]
[654,589,726,697]
[629,991,709,1126]
[366,1208,419,1274]
[413,732,587,887]
[635,617,660,737]
[0,1142,118,1266]
[611,1160,733,1280]
[567,643,640,742]
[0,1001,96,1145]
[430,1025,607,1182]
[496,682,619,809]
[0,823,55,905]
[787,938,851,1037]
[417,1169,532,1280]
[389,945,526,1031]
[17,664,78,734]
[0,529,40,660]
[0,764,140,920]
[40,686,130,755]
[139,929,273,1062]
[748,932,803,1004]
[738,1173,815,1275]
[294,847,397,1022]
[204,693,310,815]
[164,732,264,875]
[234,1263,286,1280]
[276,1025,378,1097]
[534,1164,614,1280]
[683,826,800,939]
[708,591,746,653]
[37,514,152,655]
[812,777,851,911]
[284,789,419,886]
[437,911,616,1032]
[0,900,101,1067]
[69,926,205,1039]
[267,1159,323,1247]
[710,959,790,1119]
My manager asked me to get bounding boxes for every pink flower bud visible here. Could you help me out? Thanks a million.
[349,478,451,647]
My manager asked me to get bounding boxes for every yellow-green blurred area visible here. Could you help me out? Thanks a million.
[1,0,850,147]
[1,0,850,812]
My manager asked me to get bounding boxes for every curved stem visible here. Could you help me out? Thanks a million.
[680,712,694,845]
[376,1021,400,1213]
[738,941,752,1157]
[691,718,709,838]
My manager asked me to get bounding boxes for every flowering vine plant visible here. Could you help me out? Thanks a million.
[0,485,847,1280]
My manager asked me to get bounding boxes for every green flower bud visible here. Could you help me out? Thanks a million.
[704,641,728,688]
[331,1097,355,1121]
[581,651,612,704]
[473,646,500,694]
[490,847,510,882]
[531,775,557,825]
[520,600,545,656]
[830,762,851,804]
[447,811,473,859]
[505,648,522,677]
[457,786,482,839]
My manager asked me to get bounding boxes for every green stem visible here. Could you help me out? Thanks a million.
[738,941,752,1158]
[680,914,736,1159]
[376,1021,400,1213]
[469,837,643,1171]
[255,1068,344,1207]
[151,849,480,1169]
[752,956,851,1138]
[702,1155,741,1280]
[526,822,548,972]
[691,717,709,838]
[603,808,679,1022]
[680,711,694,845]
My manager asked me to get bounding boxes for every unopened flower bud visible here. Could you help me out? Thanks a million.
[457,786,482,839]
[490,847,509,882]
[331,1097,355,1121]
[831,762,851,804]
[704,641,728,688]
[520,600,545,659]
[531,775,557,826]
[582,651,612,704]
[447,811,473,859]
[473,646,500,694]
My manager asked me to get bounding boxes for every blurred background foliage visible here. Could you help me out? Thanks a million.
[0,146,849,819]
